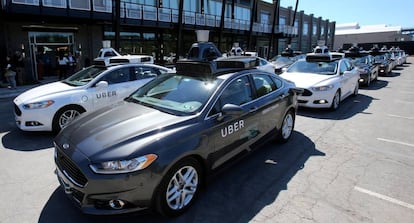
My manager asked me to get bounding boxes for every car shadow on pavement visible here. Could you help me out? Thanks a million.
[359,79,389,91]
[38,131,324,223]
[2,130,54,151]
[298,93,375,120]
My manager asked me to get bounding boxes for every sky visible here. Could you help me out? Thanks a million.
[279,0,414,28]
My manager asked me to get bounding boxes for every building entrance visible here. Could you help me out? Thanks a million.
[28,32,75,80]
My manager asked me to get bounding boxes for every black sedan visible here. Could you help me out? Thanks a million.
[53,57,301,216]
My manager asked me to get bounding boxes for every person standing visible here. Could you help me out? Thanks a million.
[58,53,68,80]
[67,52,77,76]
[11,50,24,85]
[4,56,17,89]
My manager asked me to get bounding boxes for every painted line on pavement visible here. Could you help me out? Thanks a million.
[377,138,414,148]
[387,114,414,120]
[354,186,414,211]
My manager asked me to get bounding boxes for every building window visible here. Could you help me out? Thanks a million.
[12,0,39,5]
[93,0,112,13]
[302,22,309,36]
[42,0,66,8]
[260,11,270,24]
[313,24,317,36]
[234,5,250,21]
[69,0,91,10]
[184,0,200,12]
[162,0,179,9]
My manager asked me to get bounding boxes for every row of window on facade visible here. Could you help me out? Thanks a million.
[11,1,332,37]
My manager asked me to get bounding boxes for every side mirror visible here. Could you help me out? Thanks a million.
[95,80,108,90]
[217,104,244,121]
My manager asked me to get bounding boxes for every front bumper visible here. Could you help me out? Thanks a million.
[297,89,334,108]
[14,103,54,131]
[54,147,160,215]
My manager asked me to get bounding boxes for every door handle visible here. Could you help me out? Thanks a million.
[250,107,258,112]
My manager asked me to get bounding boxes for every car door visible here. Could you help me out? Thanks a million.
[91,67,133,110]
[339,60,354,98]
[250,73,287,136]
[205,75,258,169]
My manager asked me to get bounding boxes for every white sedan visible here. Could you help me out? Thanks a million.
[280,53,360,110]
[14,63,173,132]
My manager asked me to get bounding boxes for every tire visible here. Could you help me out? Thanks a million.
[277,110,295,143]
[352,82,359,97]
[330,90,340,111]
[155,157,202,217]
[52,105,85,132]
[366,76,371,87]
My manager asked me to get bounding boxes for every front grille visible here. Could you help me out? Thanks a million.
[302,89,313,96]
[298,100,308,104]
[14,104,22,116]
[56,149,88,187]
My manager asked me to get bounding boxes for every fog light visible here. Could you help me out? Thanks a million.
[109,199,125,210]
[25,121,43,126]
[313,100,328,104]
[359,78,364,82]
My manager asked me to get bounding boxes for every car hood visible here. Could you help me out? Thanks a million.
[14,81,76,103]
[280,72,336,88]
[58,101,193,160]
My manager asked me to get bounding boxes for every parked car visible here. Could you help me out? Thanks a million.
[220,56,276,73]
[270,49,304,74]
[371,51,392,76]
[344,50,378,87]
[280,49,360,110]
[54,56,301,216]
[14,63,173,132]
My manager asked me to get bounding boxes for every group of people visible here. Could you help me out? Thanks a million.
[2,50,24,90]
[57,52,78,80]
[2,49,81,90]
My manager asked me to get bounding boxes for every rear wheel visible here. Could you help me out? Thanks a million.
[155,158,202,217]
[277,110,295,143]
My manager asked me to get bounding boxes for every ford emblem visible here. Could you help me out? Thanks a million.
[62,143,70,150]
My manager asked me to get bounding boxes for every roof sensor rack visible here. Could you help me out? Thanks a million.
[176,56,259,76]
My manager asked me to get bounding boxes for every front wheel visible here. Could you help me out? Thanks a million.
[277,110,295,143]
[155,158,202,217]
[52,106,84,132]
[352,82,359,97]
[330,90,341,111]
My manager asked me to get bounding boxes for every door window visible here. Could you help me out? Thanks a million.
[252,74,277,98]
[209,76,252,116]
[100,67,130,84]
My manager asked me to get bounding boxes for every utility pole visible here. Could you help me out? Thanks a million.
[114,0,121,51]
[288,0,299,44]
[176,0,184,59]
[268,0,280,59]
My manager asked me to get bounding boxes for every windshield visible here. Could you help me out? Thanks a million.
[270,56,294,64]
[62,66,106,86]
[128,74,222,115]
[351,57,368,65]
[287,60,338,75]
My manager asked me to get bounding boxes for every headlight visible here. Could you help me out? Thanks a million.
[312,85,333,91]
[89,154,158,174]
[23,100,54,109]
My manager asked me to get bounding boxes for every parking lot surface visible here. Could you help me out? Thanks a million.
[0,58,413,223]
